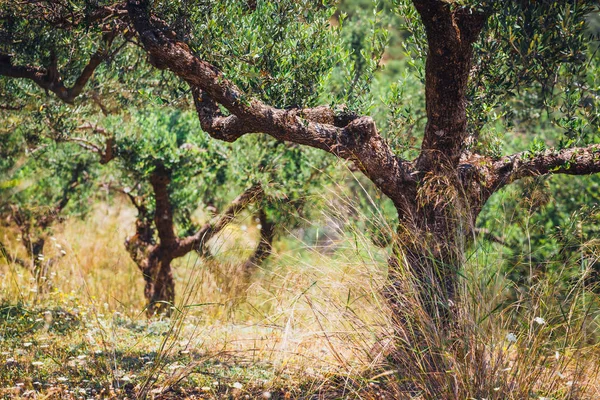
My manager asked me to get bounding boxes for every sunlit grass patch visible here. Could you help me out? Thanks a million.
[1,189,600,399]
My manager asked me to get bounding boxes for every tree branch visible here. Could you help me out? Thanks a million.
[0,20,130,104]
[411,0,488,171]
[75,123,116,164]
[0,50,106,104]
[5,2,128,30]
[126,0,414,206]
[175,184,264,257]
[488,144,600,191]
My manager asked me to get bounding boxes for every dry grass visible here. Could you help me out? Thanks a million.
[1,191,599,399]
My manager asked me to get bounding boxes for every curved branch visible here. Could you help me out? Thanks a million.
[75,123,116,164]
[126,0,414,205]
[488,144,600,192]
[0,50,107,104]
[175,184,264,257]
[0,18,131,104]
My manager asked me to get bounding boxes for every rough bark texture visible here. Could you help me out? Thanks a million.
[413,0,488,172]
[125,1,413,208]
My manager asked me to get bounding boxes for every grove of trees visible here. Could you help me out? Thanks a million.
[1,0,600,388]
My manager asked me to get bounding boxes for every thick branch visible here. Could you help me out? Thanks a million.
[487,144,600,192]
[175,184,264,257]
[412,1,488,171]
[126,0,414,206]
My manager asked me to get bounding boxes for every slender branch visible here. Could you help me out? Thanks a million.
[150,164,178,249]
[0,18,130,104]
[74,123,116,163]
[488,144,600,192]
[5,2,128,30]
[0,50,105,104]
[175,184,264,257]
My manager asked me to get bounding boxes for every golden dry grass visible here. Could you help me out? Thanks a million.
[1,193,600,399]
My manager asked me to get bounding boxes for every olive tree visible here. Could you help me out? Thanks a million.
[0,117,94,292]
[94,108,270,316]
[124,0,600,323]
[13,103,332,316]
[3,0,599,327]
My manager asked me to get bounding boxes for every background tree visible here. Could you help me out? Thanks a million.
[95,108,268,315]
[0,115,95,292]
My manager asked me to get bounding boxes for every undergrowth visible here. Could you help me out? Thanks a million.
[0,190,599,399]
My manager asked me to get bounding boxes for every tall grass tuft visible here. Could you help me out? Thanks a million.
[379,236,600,399]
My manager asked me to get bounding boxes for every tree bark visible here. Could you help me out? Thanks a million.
[241,208,275,281]
[142,255,175,317]
[125,222,176,317]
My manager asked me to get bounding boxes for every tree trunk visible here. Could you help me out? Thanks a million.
[125,218,176,317]
[388,191,476,329]
[128,247,175,318]
[241,209,274,281]
[127,248,176,317]
[143,256,175,317]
